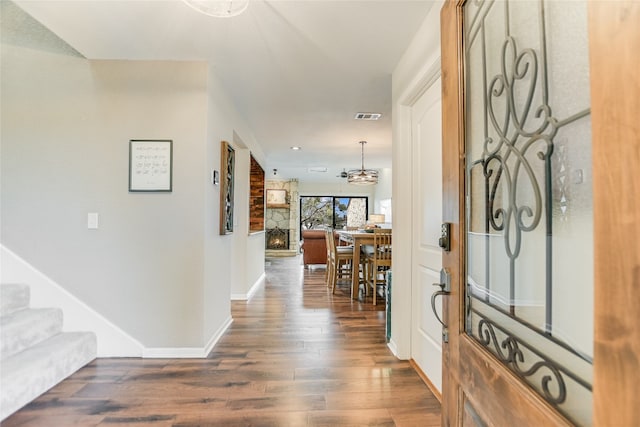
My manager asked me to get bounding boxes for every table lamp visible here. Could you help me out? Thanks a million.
[368,214,386,228]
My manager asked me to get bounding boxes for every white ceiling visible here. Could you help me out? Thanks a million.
[14,0,435,183]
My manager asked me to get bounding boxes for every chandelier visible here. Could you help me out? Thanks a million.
[347,141,378,185]
[182,0,249,18]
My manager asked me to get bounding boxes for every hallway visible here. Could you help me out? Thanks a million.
[3,256,440,426]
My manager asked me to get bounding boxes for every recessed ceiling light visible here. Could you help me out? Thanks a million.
[308,167,327,173]
[290,146,301,150]
[354,112,382,121]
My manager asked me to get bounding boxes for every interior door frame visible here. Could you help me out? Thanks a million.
[440,0,640,425]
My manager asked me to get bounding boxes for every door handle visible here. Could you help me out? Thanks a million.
[431,268,451,343]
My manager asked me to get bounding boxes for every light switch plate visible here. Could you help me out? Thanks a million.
[88,213,99,229]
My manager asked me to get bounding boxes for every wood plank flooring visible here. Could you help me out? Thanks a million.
[3,256,441,426]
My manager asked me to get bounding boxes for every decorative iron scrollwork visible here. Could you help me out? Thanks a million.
[483,35,555,263]
[477,317,567,405]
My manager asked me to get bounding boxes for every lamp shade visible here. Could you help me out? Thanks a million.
[347,169,378,185]
[369,214,385,224]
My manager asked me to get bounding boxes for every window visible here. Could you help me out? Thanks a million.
[300,196,368,231]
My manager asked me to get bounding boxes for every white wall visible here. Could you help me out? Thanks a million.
[391,1,444,358]
[2,46,207,347]
[202,67,266,313]
[1,3,266,353]
[373,168,392,221]
[298,181,377,199]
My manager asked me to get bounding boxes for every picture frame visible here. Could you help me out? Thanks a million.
[129,139,172,192]
[266,189,288,207]
[220,141,235,235]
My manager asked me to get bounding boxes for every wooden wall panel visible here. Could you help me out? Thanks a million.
[249,155,265,233]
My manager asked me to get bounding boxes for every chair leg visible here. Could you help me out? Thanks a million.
[364,258,370,299]
[330,260,337,292]
[325,262,330,287]
[326,260,330,287]
[372,263,377,305]
[372,260,380,306]
[332,265,337,294]
[372,268,389,306]
[331,259,337,294]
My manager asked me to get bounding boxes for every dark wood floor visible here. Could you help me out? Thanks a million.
[4,256,441,426]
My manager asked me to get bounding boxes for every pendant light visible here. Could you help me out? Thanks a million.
[347,141,378,185]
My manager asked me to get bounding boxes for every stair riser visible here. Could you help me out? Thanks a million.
[1,308,63,360]
[0,284,30,316]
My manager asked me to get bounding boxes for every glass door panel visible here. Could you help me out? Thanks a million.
[464,0,592,424]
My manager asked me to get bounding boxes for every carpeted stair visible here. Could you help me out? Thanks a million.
[0,283,96,420]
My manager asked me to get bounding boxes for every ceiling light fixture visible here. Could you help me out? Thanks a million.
[354,112,382,121]
[182,0,249,18]
[290,146,301,150]
[347,141,378,185]
[308,167,327,173]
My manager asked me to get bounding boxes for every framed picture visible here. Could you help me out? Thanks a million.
[129,140,172,192]
[220,141,235,235]
[266,189,288,207]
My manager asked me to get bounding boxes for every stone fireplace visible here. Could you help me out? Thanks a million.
[266,227,289,250]
[265,179,299,256]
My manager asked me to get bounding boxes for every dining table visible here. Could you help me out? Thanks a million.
[336,229,380,300]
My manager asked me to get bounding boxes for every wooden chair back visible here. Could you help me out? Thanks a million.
[372,229,392,265]
[365,228,392,305]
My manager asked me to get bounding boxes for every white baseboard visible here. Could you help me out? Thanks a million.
[387,338,401,358]
[230,272,265,301]
[143,315,233,358]
[0,245,144,357]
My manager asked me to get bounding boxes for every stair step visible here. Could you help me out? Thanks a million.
[1,308,63,360]
[0,284,30,316]
[1,331,97,420]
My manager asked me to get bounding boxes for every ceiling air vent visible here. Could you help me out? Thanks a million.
[354,112,382,121]
[307,167,328,173]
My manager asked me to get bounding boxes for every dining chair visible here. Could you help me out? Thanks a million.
[325,229,354,293]
[324,230,334,288]
[363,228,392,305]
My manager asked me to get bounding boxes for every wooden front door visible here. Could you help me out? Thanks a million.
[440,1,639,426]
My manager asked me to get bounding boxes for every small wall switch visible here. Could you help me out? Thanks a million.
[88,212,99,229]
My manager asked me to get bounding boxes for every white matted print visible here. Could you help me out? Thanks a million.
[129,140,172,192]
